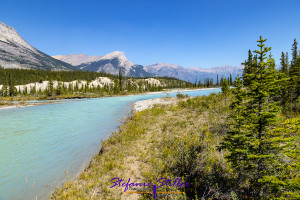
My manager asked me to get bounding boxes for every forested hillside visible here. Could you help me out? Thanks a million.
[0,67,214,99]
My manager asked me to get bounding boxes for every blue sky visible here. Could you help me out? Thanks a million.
[1,0,299,68]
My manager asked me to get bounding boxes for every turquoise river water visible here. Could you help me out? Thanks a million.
[0,88,220,200]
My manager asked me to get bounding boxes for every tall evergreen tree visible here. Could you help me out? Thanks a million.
[280,52,288,74]
[48,76,54,96]
[220,75,248,191]
[291,39,298,68]
[222,36,281,198]
[289,39,300,100]
[119,67,123,91]
[285,51,289,71]
[8,72,15,97]
[242,49,253,86]
[221,77,229,96]
[279,52,290,107]
[2,71,8,97]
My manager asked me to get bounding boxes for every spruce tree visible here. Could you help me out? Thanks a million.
[242,49,253,86]
[279,52,290,107]
[48,77,54,96]
[8,72,15,97]
[291,39,298,68]
[289,39,300,100]
[2,71,8,97]
[222,36,281,198]
[119,67,123,92]
[280,52,288,74]
[221,77,229,96]
[220,75,249,195]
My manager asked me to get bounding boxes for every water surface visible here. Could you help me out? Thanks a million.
[0,88,220,200]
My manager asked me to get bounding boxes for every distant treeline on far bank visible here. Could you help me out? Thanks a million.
[0,67,233,98]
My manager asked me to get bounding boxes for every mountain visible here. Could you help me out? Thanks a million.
[146,63,192,81]
[146,63,244,83]
[54,51,243,82]
[54,51,152,77]
[52,54,104,66]
[0,21,76,70]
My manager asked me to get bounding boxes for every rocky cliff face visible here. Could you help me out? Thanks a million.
[0,21,76,70]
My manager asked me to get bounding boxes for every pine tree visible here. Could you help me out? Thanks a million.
[289,39,300,100]
[291,39,298,68]
[285,51,289,71]
[217,74,219,86]
[222,36,281,198]
[229,73,233,85]
[280,52,288,74]
[245,37,281,197]
[279,52,290,107]
[8,72,15,97]
[221,77,229,96]
[48,77,54,96]
[220,75,248,190]
[2,71,8,97]
[119,67,123,92]
[242,49,253,86]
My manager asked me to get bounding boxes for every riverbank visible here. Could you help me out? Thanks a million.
[51,93,234,199]
[0,87,218,110]
[0,101,66,110]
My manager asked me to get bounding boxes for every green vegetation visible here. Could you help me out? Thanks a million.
[52,36,299,199]
[0,67,199,100]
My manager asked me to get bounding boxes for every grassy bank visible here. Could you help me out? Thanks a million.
[51,92,300,199]
[51,93,236,199]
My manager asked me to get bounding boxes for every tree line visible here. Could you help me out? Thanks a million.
[0,67,201,97]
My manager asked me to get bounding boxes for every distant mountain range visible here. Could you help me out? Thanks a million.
[0,21,244,82]
[54,53,244,83]
[54,51,151,77]
[0,21,76,70]
[146,63,244,83]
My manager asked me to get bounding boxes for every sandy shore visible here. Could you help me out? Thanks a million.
[145,87,219,95]
[0,101,64,110]
[133,87,219,112]
[0,104,34,110]
[133,97,179,112]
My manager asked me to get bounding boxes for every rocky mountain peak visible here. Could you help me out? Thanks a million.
[0,21,35,52]
[0,21,76,70]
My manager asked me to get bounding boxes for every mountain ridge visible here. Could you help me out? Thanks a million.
[0,21,77,70]
[54,53,244,82]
